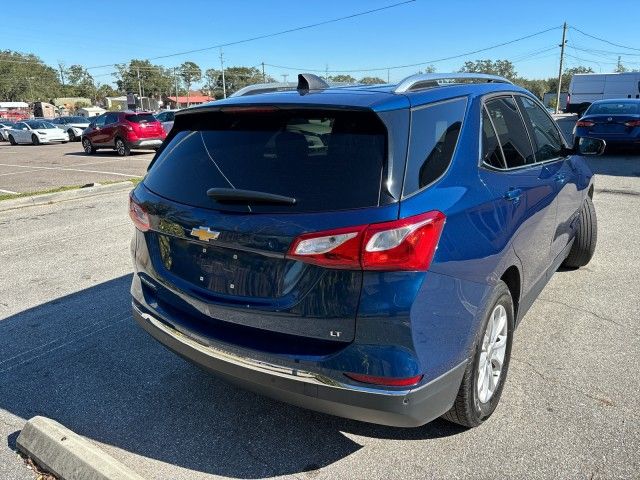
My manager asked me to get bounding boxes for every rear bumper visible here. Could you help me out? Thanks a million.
[127,138,164,149]
[132,302,466,427]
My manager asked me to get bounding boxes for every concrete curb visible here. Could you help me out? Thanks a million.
[0,181,134,213]
[16,416,146,480]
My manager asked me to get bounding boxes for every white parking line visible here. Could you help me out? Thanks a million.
[0,189,18,194]
[0,170,41,177]
[0,163,139,178]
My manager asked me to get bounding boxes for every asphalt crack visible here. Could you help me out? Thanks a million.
[537,296,637,334]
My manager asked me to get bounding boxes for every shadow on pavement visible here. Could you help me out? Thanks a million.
[64,151,152,158]
[0,275,462,478]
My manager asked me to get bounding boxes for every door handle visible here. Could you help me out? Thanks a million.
[504,188,522,202]
[554,173,567,184]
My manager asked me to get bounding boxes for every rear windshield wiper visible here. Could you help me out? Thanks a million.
[206,188,297,205]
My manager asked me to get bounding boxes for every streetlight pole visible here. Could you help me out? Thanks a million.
[220,49,226,99]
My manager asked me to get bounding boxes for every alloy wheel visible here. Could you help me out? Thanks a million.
[477,304,508,403]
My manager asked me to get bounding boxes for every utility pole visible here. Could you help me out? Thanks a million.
[219,49,227,99]
[261,62,266,83]
[555,21,567,114]
[136,67,142,109]
[617,56,622,72]
[387,69,390,83]
[282,74,288,83]
[173,67,179,109]
[325,64,329,81]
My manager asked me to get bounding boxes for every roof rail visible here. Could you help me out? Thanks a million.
[394,73,512,93]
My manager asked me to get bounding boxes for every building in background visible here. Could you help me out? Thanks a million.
[164,91,213,109]
[0,102,30,121]
[77,106,106,117]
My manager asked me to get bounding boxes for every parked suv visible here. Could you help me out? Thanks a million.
[129,73,601,428]
[82,111,165,156]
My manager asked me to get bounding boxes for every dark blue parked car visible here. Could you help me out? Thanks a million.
[129,73,601,428]
[574,99,640,149]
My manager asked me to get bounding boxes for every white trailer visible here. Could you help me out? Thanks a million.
[567,72,640,115]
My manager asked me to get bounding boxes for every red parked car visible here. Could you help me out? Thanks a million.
[81,111,166,156]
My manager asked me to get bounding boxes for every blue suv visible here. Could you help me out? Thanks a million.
[129,73,600,428]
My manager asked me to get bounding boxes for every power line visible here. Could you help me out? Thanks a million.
[264,25,562,73]
[570,26,640,52]
[84,0,417,70]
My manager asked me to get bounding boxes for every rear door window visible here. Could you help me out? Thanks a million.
[481,107,507,169]
[403,97,466,196]
[484,97,535,168]
[144,108,387,213]
[516,96,564,162]
[104,113,118,125]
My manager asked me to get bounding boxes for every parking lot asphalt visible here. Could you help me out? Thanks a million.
[0,123,639,479]
[0,141,153,194]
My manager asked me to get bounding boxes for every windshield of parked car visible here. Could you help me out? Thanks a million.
[587,102,640,115]
[26,121,55,129]
[67,116,88,123]
[144,108,387,213]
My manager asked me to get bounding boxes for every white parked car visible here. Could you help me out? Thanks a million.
[50,116,91,142]
[6,120,69,145]
[0,122,16,141]
[154,110,178,134]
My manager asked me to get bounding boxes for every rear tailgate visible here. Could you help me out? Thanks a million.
[126,113,164,137]
[136,106,400,343]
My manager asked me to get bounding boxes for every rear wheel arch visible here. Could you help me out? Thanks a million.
[500,266,520,322]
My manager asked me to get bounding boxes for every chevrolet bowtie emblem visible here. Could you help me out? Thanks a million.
[190,226,220,242]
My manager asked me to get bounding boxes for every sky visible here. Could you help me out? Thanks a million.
[3,0,640,86]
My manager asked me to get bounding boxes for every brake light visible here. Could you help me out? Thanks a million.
[287,211,446,271]
[624,120,640,127]
[344,372,424,387]
[576,120,595,128]
[129,192,150,232]
[566,94,570,107]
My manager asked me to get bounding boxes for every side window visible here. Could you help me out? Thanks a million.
[403,97,467,196]
[94,115,106,127]
[156,112,165,122]
[104,113,118,125]
[485,97,535,168]
[516,96,564,162]
[481,107,506,169]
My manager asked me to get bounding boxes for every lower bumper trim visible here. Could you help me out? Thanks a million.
[133,302,466,427]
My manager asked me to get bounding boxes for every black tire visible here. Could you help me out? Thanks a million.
[562,197,597,268]
[8,135,16,145]
[82,137,96,154]
[115,138,130,156]
[442,281,514,428]
[68,129,76,141]
[31,134,40,146]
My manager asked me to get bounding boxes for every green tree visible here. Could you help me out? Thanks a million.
[514,78,549,99]
[460,59,517,80]
[0,50,62,101]
[65,64,95,98]
[329,74,357,84]
[359,76,386,84]
[114,60,174,99]
[179,61,202,105]
[205,66,272,98]
[547,66,594,93]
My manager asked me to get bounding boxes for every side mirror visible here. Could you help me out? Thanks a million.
[577,137,606,156]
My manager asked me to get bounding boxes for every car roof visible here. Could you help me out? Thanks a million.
[183,73,531,114]
[591,98,640,104]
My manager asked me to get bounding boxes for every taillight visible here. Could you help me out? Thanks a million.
[624,120,640,127]
[566,94,570,107]
[344,372,424,387]
[287,211,446,271]
[129,192,150,232]
[576,120,595,128]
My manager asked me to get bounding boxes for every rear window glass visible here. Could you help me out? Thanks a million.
[144,109,387,213]
[67,116,88,123]
[403,98,466,196]
[587,102,640,115]
[126,114,157,123]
